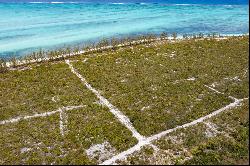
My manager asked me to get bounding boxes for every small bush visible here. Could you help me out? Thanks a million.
[0,59,7,73]
[172,32,177,40]
[160,32,168,39]
[10,57,17,68]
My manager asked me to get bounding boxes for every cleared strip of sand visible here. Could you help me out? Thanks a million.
[101,97,248,165]
[66,60,145,142]
[0,105,85,125]
[205,85,238,101]
[59,108,68,136]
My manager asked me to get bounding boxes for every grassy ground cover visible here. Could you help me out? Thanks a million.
[0,36,248,164]
[119,100,249,165]
[0,62,137,164]
[72,36,248,136]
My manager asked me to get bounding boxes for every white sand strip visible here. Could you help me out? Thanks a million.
[205,85,224,94]
[0,105,85,125]
[101,141,152,165]
[148,98,245,141]
[150,144,160,152]
[59,108,68,136]
[66,60,144,141]
[101,97,247,165]
[204,85,238,101]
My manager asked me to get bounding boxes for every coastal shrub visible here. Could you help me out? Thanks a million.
[0,59,7,73]
[192,33,197,39]
[31,52,37,60]
[212,32,218,38]
[148,34,157,40]
[66,46,72,57]
[22,55,31,64]
[10,57,17,67]
[83,45,91,51]
[111,37,119,46]
[97,38,109,48]
[73,45,80,54]
[160,32,168,39]
[198,33,204,38]
[37,48,45,59]
[140,35,147,42]
[53,50,59,58]
[126,36,133,45]
[183,34,189,39]
[47,50,54,59]
[90,41,96,49]
[57,48,64,58]
[172,32,177,40]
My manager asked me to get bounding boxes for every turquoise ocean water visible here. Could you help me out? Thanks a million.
[0,1,249,58]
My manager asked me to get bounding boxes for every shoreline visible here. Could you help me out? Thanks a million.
[1,33,248,58]
[1,33,249,69]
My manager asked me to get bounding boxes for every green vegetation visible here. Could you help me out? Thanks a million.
[184,101,249,165]
[0,59,7,73]
[0,35,248,164]
[120,100,249,165]
[72,36,248,136]
[0,62,137,164]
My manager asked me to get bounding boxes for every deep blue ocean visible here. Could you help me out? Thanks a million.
[0,0,249,57]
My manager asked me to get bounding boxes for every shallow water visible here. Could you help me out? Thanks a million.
[0,1,249,57]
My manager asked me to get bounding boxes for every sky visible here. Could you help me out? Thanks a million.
[0,0,248,5]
